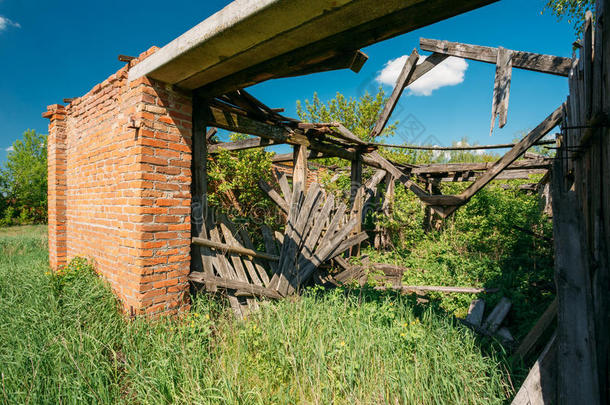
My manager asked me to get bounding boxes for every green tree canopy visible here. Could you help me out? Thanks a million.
[2,129,48,224]
[296,88,396,142]
[544,0,595,35]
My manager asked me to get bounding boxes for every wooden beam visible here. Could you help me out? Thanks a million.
[192,236,280,262]
[371,49,420,138]
[189,272,282,300]
[412,159,551,175]
[458,105,563,202]
[209,136,282,153]
[374,285,499,294]
[370,139,556,151]
[276,50,369,78]
[420,38,573,77]
[293,145,308,190]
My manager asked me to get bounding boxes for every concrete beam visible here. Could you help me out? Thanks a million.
[129,0,497,92]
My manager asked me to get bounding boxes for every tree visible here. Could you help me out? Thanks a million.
[2,130,48,224]
[296,88,397,142]
[544,0,595,36]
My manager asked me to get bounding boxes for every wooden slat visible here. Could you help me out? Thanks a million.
[412,159,551,175]
[258,179,289,214]
[209,136,281,153]
[490,47,513,134]
[218,218,250,282]
[371,49,420,138]
[192,236,280,262]
[274,168,292,204]
[261,224,280,276]
[293,144,308,189]
[238,227,271,287]
[420,38,572,76]
[189,272,282,299]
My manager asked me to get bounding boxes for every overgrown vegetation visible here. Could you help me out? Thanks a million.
[0,129,47,226]
[0,227,513,404]
[544,0,595,35]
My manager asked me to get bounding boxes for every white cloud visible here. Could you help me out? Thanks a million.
[5,146,14,152]
[0,16,21,32]
[376,55,468,96]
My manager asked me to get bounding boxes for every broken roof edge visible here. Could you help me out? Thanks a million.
[128,0,278,83]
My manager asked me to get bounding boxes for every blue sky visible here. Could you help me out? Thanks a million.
[0,0,576,159]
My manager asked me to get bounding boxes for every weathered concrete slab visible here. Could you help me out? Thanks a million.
[129,0,496,93]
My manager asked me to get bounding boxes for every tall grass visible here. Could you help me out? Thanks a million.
[0,226,512,404]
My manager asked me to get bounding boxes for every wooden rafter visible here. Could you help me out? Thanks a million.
[420,38,573,77]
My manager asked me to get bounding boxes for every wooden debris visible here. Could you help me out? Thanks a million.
[189,272,281,299]
[490,47,513,135]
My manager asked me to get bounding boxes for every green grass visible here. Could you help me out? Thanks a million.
[0,226,513,404]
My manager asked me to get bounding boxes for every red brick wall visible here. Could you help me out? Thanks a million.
[44,48,193,316]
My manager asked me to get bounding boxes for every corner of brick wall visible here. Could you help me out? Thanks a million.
[44,104,68,270]
[44,48,193,317]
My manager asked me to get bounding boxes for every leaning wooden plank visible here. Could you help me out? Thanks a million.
[207,221,238,279]
[209,136,282,153]
[318,202,348,248]
[374,285,499,294]
[482,297,512,333]
[420,38,572,76]
[514,298,558,360]
[289,229,367,294]
[364,151,429,199]
[258,179,289,214]
[300,195,336,263]
[371,50,420,138]
[490,47,513,134]
[189,272,282,300]
[269,180,304,289]
[277,184,322,295]
[192,236,280,262]
[293,144,309,189]
[218,218,250,282]
[238,227,271,287]
[511,334,557,405]
[261,224,279,276]
[274,168,292,204]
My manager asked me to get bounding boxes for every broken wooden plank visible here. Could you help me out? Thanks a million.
[515,298,557,359]
[209,136,282,153]
[192,236,280,262]
[258,179,290,214]
[261,224,279,275]
[371,49,420,138]
[375,285,499,294]
[189,272,282,300]
[490,47,513,134]
[293,144,308,190]
[274,168,292,204]
[420,38,572,76]
[482,297,512,333]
